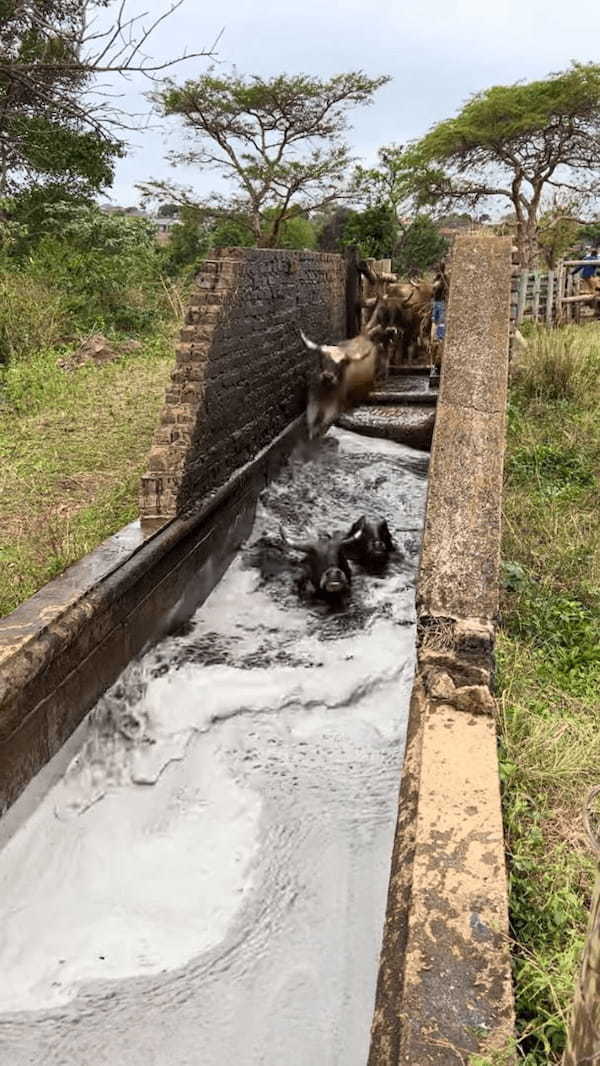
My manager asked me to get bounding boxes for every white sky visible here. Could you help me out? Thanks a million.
[97,0,600,209]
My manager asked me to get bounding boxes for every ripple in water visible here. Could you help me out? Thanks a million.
[0,428,427,1066]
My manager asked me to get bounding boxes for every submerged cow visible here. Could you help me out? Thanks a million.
[300,329,378,439]
[343,516,396,568]
[280,525,361,601]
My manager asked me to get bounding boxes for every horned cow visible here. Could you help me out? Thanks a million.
[357,259,450,372]
[300,328,378,439]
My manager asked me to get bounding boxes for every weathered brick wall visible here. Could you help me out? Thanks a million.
[140,247,347,522]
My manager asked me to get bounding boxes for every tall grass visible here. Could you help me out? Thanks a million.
[0,273,68,363]
[500,323,600,1063]
[512,323,600,403]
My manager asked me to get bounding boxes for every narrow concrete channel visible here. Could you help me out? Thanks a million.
[0,428,427,1066]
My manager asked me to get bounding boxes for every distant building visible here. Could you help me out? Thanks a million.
[98,203,178,244]
[152,216,178,245]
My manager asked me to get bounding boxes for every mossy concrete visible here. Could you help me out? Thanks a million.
[418,235,512,621]
[369,235,515,1065]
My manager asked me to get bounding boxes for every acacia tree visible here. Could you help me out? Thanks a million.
[0,0,216,199]
[536,196,584,268]
[389,62,600,266]
[145,69,389,247]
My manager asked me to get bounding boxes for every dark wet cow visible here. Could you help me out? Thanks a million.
[300,329,378,439]
[343,516,396,569]
[279,525,360,601]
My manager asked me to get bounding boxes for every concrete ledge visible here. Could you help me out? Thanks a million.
[0,416,305,815]
[368,235,515,1065]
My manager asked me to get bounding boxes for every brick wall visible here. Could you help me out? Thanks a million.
[139,247,347,522]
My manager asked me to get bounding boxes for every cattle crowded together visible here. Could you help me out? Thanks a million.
[277,260,445,607]
[300,258,449,440]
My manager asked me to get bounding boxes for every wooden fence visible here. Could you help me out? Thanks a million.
[512,259,600,327]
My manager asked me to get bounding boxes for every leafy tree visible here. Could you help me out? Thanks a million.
[536,199,582,268]
[260,208,317,249]
[0,0,121,196]
[341,204,397,260]
[210,216,255,248]
[436,211,474,229]
[0,0,215,198]
[146,68,389,247]
[157,203,181,218]
[350,144,409,220]
[390,62,600,266]
[162,205,210,275]
[315,206,353,252]
[394,215,448,276]
[578,220,600,247]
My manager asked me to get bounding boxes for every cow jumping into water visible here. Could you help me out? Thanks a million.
[300,327,379,440]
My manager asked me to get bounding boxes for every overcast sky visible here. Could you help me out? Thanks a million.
[98,0,600,209]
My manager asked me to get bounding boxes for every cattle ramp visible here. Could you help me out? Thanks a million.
[0,237,515,1065]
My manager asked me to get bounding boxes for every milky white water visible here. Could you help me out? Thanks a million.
[0,428,427,1066]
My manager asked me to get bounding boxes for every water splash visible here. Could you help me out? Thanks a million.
[0,428,428,1066]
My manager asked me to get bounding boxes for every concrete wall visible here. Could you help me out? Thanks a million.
[369,235,515,1066]
[140,248,347,523]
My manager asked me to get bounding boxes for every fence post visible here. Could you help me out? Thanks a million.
[563,787,600,1066]
[546,271,555,326]
[344,245,362,338]
[516,272,528,325]
[557,263,565,324]
[532,272,541,321]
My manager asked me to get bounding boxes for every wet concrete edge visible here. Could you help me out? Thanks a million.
[0,416,305,815]
[368,235,516,1066]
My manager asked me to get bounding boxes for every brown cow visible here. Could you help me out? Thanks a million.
[300,328,379,439]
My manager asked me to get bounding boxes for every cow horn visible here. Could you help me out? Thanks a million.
[280,524,314,553]
[299,329,321,351]
[341,530,363,549]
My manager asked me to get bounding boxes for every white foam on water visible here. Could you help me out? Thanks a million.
[0,428,427,1066]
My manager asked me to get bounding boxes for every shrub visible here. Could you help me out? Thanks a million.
[23,204,166,334]
[0,272,67,363]
[512,325,600,404]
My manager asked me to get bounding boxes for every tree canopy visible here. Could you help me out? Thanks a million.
[147,68,389,247]
[350,144,408,220]
[394,215,448,276]
[0,0,215,200]
[0,0,121,196]
[391,62,600,265]
[341,204,398,260]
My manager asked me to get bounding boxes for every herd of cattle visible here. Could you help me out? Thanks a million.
[301,258,449,440]
[275,260,446,606]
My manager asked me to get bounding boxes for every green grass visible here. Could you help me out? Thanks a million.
[0,330,174,616]
[499,323,600,1064]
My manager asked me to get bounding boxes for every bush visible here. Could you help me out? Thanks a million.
[21,204,166,335]
[512,325,600,403]
[341,204,398,260]
[0,272,67,363]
